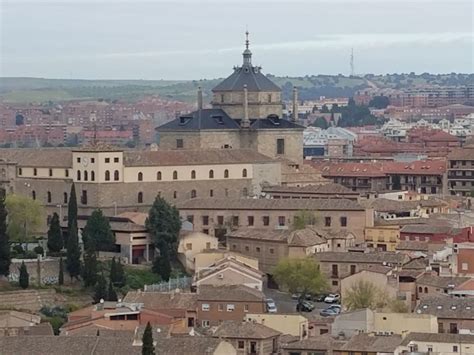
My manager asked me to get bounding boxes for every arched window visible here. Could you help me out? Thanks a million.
[63,192,68,204]
[114,170,119,181]
[191,190,197,198]
[242,188,248,197]
[424,287,428,293]
[137,192,143,203]
[191,170,196,179]
[173,191,177,199]
[157,171,162,180]
[138,172,143,181]
[47,191,51,203]
[173,171,178,180]
[418,287,423,293]
[77,170,81,181]
[32,190,36,200]
[105,170,110,181]
[224,169,229,178]
[242,168,247,178]
[84,171,88,181]
[91,171,95,181]
[209,170,214,179]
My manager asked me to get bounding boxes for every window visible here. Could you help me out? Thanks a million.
[350,265,356,275]
[226,304,235,312]
[47,191,52,203]
[427,346,433,352]
[263,216,270,226]
[256,247,261,253]
[63,192,68,204]
[18,168,22,176]
[232,216,239,226]
[332,280,338,286]
[276,138,285,155]
[157,171,162,180]
[278,216,285,226]
[33,168,37,176]
[186,243,192,250]
[138,192,143,203]
[269,248,274,254]
[77,157,81,163]
[244,304,249,312]
[201,304,210,311]
[187,215,194,224]
[340,216,347,227]
[453,345,458,352]
[91,171,95,181]
[105,158,110,163]
[332,264,338,277]
[268,93,272,103]
[31,190,36,200]
[209,170,214,179]
[245,246,249,252]
[191,170,196,179]
[138,172,143,181]
[84,171,88,181]
[105,170,110,181]
[173,171,178,180]
[202,216,209,226]
[425,287,428,293]
[49,169,53,177]
[238,341,245,349]
[202,320,210,328]
[176,139,183,148]
[462,263,468,271]
[248,216,254,226]
[224,169,229,178]
[206,242,211,249]
[218,304,223,312]
[91,158,95,163]
[209,189,214,197]
[114,170,119,181]
[77,170,81,181]
[217,216,224,225]
[191,190,197,198]
[242,168,247,177]
[419,286,423,293]
[220,94,224,103]
[450,323,458,334]
[325,217,331,227]
[173,191,177,199]
[81,190,88,205]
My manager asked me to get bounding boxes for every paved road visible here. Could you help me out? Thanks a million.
[264,288,328,314]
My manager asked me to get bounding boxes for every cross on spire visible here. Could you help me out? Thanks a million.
[245,30,249,50]
[242,30,252,66]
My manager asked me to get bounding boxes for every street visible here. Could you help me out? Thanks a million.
[264,288,328,314]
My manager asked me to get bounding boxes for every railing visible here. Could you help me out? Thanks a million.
[144,276,192,292]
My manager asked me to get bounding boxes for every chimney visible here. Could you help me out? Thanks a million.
[242,84,250,128]
[197,86,203,110]
[292,86,298,122]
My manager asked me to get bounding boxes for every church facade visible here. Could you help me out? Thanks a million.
[157,33,304,164]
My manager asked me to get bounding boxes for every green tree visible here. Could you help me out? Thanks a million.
[107,280,118,302]
[0,190,11,277]
[146,196,181,280]
[66,220,81,281]
[273,258,327,295]
[369,95,390,109]
[82,245,98,287]
[312,117,328,129]
[19,261,29,289]
[82,209,115,252]
[66,183,78,246]
[47,212,63,253]
[344,280,384,310]
[93,274,107,303]
[5,194,43,243]
[58,257,64,286]
[142,322,155,355]
[292,210,318,230]
[110,257,126,288]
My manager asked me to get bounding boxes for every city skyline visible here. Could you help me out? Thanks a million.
[1,0,472,80]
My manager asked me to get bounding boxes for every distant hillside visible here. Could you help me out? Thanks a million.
[0,73,472,104]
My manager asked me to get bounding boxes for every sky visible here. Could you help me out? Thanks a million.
[0,0,473,80]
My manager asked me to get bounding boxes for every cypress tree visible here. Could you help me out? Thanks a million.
[82,222,98,287]
[19,261,29,289]
[93,273,107,304]
[82,209,115,252]
[58,257,64,286]
[107,280,117,302]
[66,220,81,281]
[115,258,126,288]
[66,183,78,246]
[109,257,117,284]
[47,212,63,253]
[142,322,155,355]
[0,189,11,277]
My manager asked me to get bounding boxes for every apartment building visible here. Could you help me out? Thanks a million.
[447,146,474,196]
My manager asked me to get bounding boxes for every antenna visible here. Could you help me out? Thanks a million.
[350,48,354,77]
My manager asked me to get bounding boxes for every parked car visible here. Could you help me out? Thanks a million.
[324,294,340,303]
[265,298,277,313]
[296,300,315,312]
[313,294,327,302]
[320,308,339,317]
[328,304,341,312]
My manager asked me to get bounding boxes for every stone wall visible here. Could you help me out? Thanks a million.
[9,258,70,286]
[256,129,304,164]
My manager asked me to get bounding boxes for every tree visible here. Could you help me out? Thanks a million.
[66,183,78,246]
[19,261,29,289]
[47,212,63,253]
[66,220,81,281]
[82,244,98,287]
[273,258,327,295]
[312,117,328,129]
[369,95,390,109]
[58,257,64,286]
[146,196,181,280]
[142,322,155,355]
[0,190,11,277]
[93,274,107,303]
[82,209,115,252]
[110,257,126,288]
[107,280,118,302]
[292,210,318,230]
[5,194,43,243]
[344,280,385,310]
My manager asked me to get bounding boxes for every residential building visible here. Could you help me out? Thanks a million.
[211,321,280,355]
[415,274,469,300]
[196,285,266,327]
[245,314,309,339]
[193,250,259,273]
[334,333,402,355]
[303,127,357,158]
[364,225,400,251]
[331,309,375,339]
[453,242,474,276]
[400,225,472,243]
[177,231,219,272]
[447,146,474,196]
[398,332,474,354]
[281,334,345,355]
[261,183,359,201]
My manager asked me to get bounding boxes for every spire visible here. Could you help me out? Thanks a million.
[242,30,252,66]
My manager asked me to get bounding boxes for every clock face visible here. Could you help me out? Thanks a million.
[82,157,89,167]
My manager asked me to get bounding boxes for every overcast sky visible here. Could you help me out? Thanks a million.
[1,0,473,79]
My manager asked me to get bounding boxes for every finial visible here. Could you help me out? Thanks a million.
[245,30,249,50]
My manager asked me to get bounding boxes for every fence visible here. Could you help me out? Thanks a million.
[144,276,192,292]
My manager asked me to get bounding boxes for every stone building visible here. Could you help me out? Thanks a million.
[156,32,304,165]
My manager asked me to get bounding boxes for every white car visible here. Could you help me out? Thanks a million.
[265,298,277,313]
[324,294,340,303]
